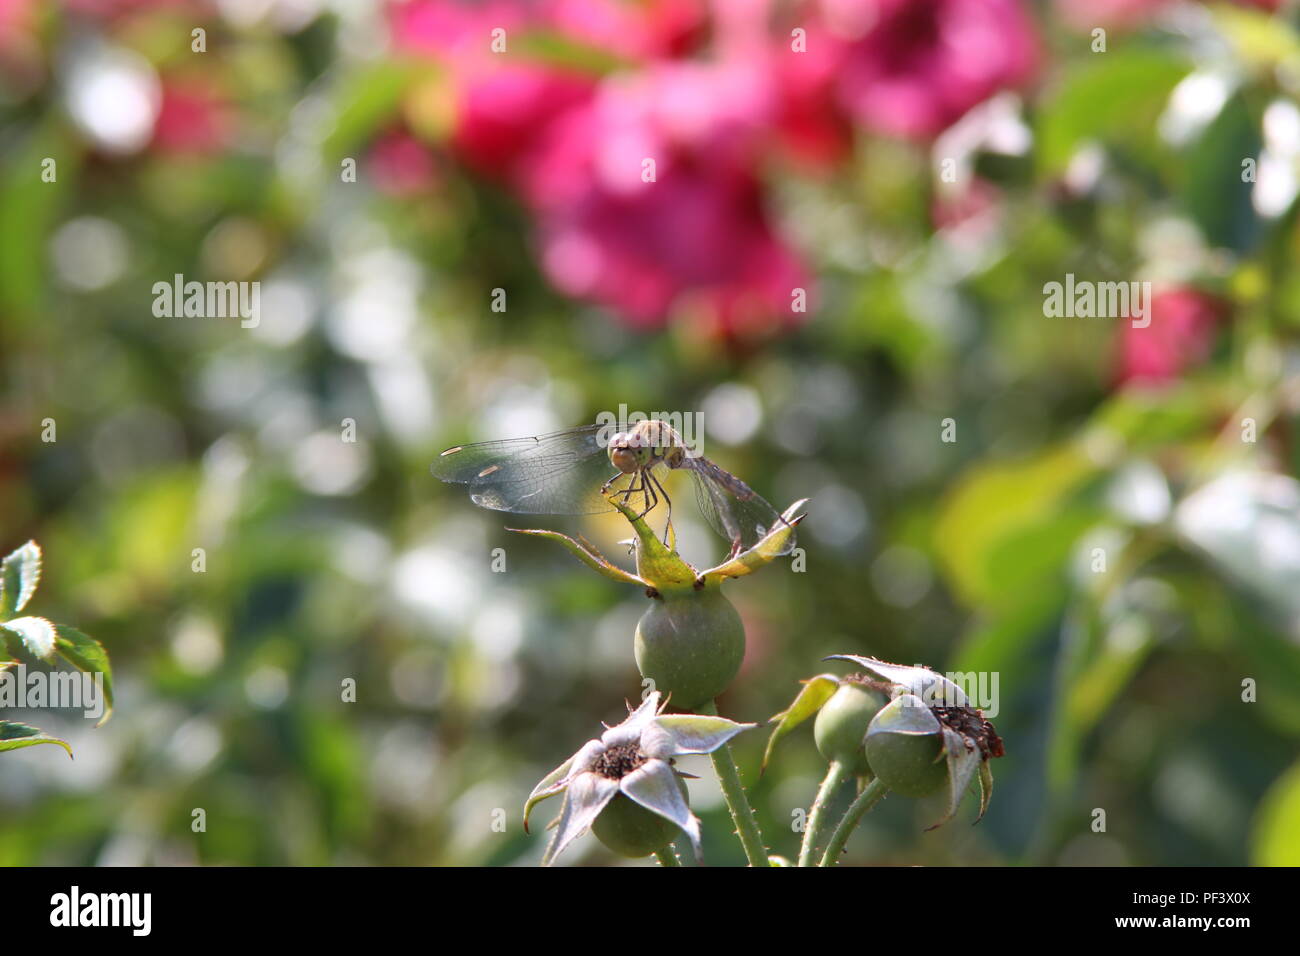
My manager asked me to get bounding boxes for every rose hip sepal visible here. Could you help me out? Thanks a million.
[762,672,890,776]
[508,496,807,596]
[523,691,755,865]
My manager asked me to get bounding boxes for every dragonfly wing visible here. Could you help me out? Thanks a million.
[684,457,794,555]
[432,425,621,515]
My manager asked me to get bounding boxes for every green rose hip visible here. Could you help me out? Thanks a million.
[592,777,691,858]
[634,588,744,711]
[814,681,889,776]
[865,725,948,797]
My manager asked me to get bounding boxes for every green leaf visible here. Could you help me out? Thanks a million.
[1210,5,1300,73]
[506,527,644,586]
[323,60,439,161]
[950,586,1063,695]
[1252,759,1300,866]
[935,444,1099,609]
[1181,93,1261,253]
[0,721,72,757]
[1036,49,1190,177]
[1,540,41,618]
[699,500,808,586]
[0,125,75,319]
[1048,603,1154,795]
[0,617,57,663]
[54,626,114,726]
[1088,387,1218,453]
[760,674,840,774]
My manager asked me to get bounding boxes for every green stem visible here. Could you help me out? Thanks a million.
[654,846,681,867]
[669,839,696,866]
[819,777,888,866]
[701,700,770,867]
[799,759,848,866]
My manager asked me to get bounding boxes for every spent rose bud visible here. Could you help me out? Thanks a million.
[523,691,754,864]
[828,656,1004,829]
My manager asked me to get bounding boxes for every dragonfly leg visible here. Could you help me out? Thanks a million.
[618,473,639,504]
[618,472,643,509]
[647,470,673,545]
[631,469,658,521]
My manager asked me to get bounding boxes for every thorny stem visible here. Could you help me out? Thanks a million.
[818,777,888,866]
[700,700,770,867]
[654,846,681,867]
[799,759,849,866]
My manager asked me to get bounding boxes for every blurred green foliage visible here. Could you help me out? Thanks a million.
[1,1,1299,866]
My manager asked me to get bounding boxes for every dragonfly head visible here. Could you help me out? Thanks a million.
[607,431,654,473]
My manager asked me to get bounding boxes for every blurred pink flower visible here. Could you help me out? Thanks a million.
[389,2,810,339]
[389,1,596,183]
[150,78,232,154]
[369,128,441,196]
[0,0,34,42]
[389,0,528,61]
[451,68,595,182]
[1117,287,1225,386]
[539,0,706,59]
[521,63,810,340]
[0,0,40,82]
[63,0,213,20]
[931,175,1001,231]
[390,0,703,63]
[1054,0,1171,31]
[823,0,1039,140]
[773,23,853,169]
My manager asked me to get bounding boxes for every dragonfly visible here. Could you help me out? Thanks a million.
[431,419,794,557]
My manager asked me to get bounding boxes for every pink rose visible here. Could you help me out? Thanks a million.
[772,22,853,170]
[150,78,232,155]
[537,0,706,60]
[824,0,1039,140]
[450,68,595,183]
[389,1,596,183]
[390,0,703,63]
[522,63,810,340]
[369,128,441,196]
[1117,288,1225,386]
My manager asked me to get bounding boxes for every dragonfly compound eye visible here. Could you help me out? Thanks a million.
[609,445,639,474]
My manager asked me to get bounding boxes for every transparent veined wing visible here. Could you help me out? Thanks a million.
[432,424,634,515]
[683,456,794,555]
